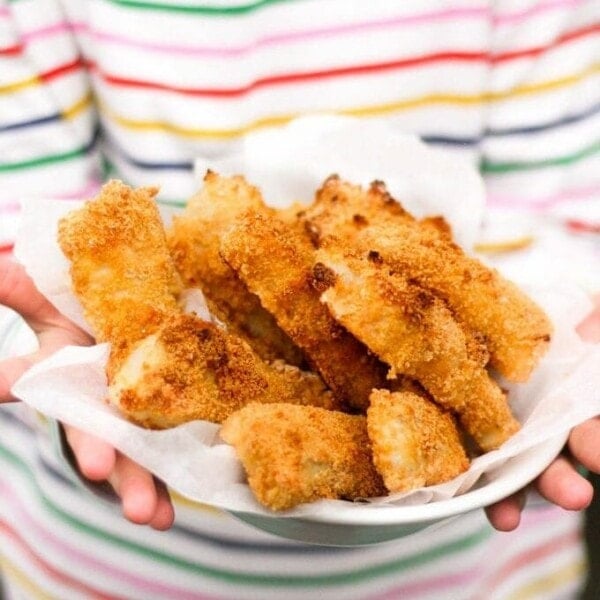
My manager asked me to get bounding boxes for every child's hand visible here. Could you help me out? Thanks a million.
[0,257,174,530]
[486,296,600,531]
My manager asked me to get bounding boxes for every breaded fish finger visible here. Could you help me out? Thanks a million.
[58,180,183,375]
[316,249,520,451]
[220,403,386,510]
[220,209,389,411]
[301,177,551,382]
[300,177,490,368]
[168,171,304,366]
[367,389,469,493]
[110,313,341,428]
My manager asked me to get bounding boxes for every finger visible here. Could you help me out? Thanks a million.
[568,417,600,474]
[484,490,527,532]
[108,454,159,525]
[0,258,91,344]
[64,427,117,481]
[534,455,593,511]
[0,259,60,329]
[148,479,175,531]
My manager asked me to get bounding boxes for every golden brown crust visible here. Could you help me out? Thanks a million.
[57,180,183,374]
[367,389,469,493]
[220,207,389,411]
[220,403,386,510]
[168,171,305,367]
[300,176,551,381]
[317,247,520,452]
[110,313,344,428]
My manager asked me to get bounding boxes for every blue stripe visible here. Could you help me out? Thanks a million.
[3,101,598,167]
[0,113,62,134]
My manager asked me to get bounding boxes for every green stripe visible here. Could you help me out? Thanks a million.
[157,197,187,208]
[103,0,298,15]
[0,143,95,174]
[481,139,600,174]
[0,440,492,587]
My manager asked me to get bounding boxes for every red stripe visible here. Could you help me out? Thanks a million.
[0,244,14,254]
[565,219,600,233]
[39,58,86,83]
[10,22,599,97]
[91,51,486,98]
[480,529,580,595]
[0,43,23,56]
[491,22,600,63]
[0,521,128,600]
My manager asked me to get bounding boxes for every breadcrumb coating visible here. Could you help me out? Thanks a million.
[300,176,551,382]
[317,248,520,451]
[110,313,341,428]
[57,180,183,376]
[168,171,305,367]
[220,403,386,510]
[220,207,389,411]
[367,389,469,493]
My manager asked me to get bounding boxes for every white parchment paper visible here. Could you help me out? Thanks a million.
[11,117,600,517]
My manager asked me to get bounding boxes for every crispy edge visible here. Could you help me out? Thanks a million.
[367,389,469,493]
[220,403,386,510]
[168,171,305,367]
[220,208,388,411]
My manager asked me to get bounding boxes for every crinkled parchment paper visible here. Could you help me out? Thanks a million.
[11,116,600,518]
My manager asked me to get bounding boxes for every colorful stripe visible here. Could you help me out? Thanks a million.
[488,183,600,210]
[14,11,597,59]
[0,93,93,134]
[0,127,99,173]
[65,0,588,20]
[481,140,600,173]
[507,560,586,599]
[0,429,494,588]
[5,24,597,99]
[97,64,599,140]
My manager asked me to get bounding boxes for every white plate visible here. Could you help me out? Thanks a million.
[228,432,568,546]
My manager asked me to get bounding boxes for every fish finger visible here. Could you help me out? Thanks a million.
[316,247,520,451]
[367,389,469,493]
[168,171,305,366]
[220,208,389,411]
[220,403,386,510]
[301,176,551,381]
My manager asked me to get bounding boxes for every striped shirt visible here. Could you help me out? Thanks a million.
[1,0,598,598]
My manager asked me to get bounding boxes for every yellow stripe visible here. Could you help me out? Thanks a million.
[0,556,53,600]
[344,64,600,117]
[100,101,298,139]
[474,236,535,254]
[506,558,586,600]
[101,63,599,140]
[61,92,95,120]
[0,75,40,94]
